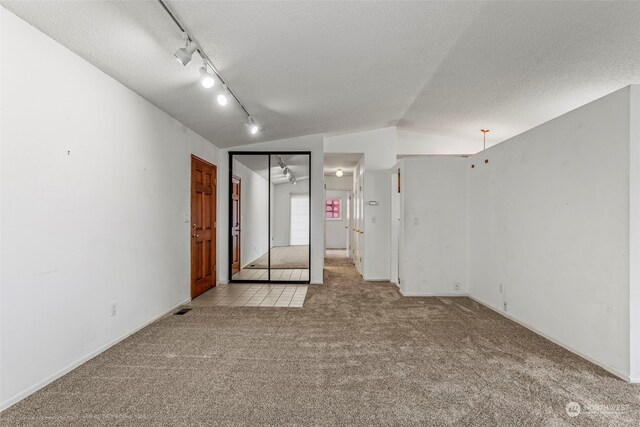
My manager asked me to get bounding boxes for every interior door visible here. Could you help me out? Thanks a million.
[191,156,217,298]
[231,176,241,275]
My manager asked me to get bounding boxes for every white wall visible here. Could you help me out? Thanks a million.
[325,190,349,249]
[468,87,633,380]
[232,159,270,266]
[628,85,640,382]
[324,127,397,170]
[272,180,310,247]
[397,129,479,156]
[220,134,324,284]
[399,157,468,296]
[0,10,223,409]
[324,174,352,191]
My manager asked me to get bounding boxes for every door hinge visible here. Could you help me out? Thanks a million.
[214,178,217,185]
[214,221,217,228]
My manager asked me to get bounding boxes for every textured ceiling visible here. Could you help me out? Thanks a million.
[3,1,640,148]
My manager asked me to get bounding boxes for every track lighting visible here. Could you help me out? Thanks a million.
[336,169,344,178]
[161,1,262,138]
[246,117,259,135]
[217,85,229,106]
[174,39,198,66]
[199,65,215,89]
[275,156,296,183]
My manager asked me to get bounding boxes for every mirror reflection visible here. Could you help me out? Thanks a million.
[230,152,310,282]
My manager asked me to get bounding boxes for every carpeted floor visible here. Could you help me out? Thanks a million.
[2,255,639,426]
[245,245,309,269]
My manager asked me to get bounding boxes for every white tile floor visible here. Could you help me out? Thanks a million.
[190,283,308,308]
[231,268,309,281]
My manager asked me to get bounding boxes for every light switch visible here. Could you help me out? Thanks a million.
[371,216,377,223]
[413,217,419,225]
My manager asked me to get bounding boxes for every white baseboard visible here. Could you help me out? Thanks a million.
[0,297,191,412]
[467,295,632,383]
[630,377,640,384]
[364,278,390,282]
[310,281,323,285]
[399,289,469,297]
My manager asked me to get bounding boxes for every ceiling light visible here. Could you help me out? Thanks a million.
[199,66,215,88]
[336,169,344,178]
[174,39,198,66]
[217,84,229,106]
[246,117,259,135]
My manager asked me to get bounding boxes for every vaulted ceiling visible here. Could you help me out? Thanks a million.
[3,1,639,148]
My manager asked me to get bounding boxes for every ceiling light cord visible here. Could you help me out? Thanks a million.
[158,0,260,134]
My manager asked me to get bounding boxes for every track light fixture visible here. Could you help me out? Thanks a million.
[276,157,296,184]
[159,1,262,136]
[246,117,259,135]
[174,38,198,66]
[199,63,216,89]
[217,85,229,106]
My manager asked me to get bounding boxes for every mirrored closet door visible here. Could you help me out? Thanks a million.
[229,152,310,283]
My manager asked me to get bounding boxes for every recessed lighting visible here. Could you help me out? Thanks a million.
[336,169,344,177]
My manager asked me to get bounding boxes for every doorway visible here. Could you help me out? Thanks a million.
[228,151,311,283]
[191,155,217,298]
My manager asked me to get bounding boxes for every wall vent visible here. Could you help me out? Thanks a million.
[174,308,192,316]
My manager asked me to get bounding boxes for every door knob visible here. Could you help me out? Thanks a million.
[192,223,197,229]
[192,234,199,238]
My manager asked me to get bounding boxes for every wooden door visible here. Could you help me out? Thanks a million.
[191,156,217,298]
[231,176,241,275]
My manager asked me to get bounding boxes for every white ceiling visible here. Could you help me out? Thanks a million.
[3,1,640,148]
[323,153,361,176]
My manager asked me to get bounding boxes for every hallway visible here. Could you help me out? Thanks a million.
[2,257,639,425]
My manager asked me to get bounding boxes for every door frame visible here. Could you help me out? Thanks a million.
[231,175,241,275]
[191,155,217,298]
[228,151,311,284]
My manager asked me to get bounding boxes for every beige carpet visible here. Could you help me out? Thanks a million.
[2,257,640,426]
[245,245,309,269]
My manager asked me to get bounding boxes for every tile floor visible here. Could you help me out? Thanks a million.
[231,268,309,281]
[190,283,308,307]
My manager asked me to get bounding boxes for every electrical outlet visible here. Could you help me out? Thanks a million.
[454,282,460,291]
[499,283,503,293]
[110,302,117,317]
[503,301,508,312]
[371,216,377,223]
